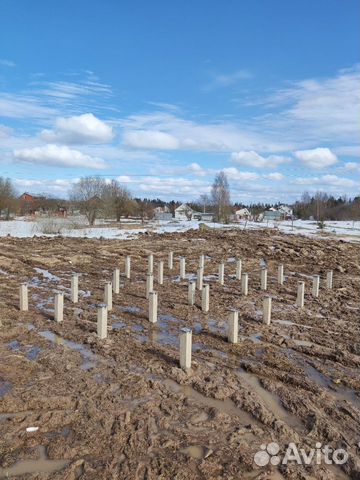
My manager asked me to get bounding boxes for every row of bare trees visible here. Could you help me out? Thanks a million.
[70,177,137,225]
[70,174,233,225]
[1,175,358,224]
[293,192,360,221]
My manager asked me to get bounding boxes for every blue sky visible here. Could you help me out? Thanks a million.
[0,0,359,202]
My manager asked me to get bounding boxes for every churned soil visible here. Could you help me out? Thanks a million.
[0,228,359,479]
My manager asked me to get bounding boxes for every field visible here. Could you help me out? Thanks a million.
[0,228,359,479]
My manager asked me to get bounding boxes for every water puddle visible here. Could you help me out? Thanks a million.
[112,321,127,329]
[7,341,42,361]
[33,268,61,282]
[39,331,97,370]
[207,318,226,335]
[0,381,12,398]
[172,273,197,283]
[0,445,69,478]
[120,305,142,314]
[304,364,359,407]
[203,274,218,281]
[8,340,20,351]
[237,369,304,432]
[164,378,255,425]
[241,332,262,344]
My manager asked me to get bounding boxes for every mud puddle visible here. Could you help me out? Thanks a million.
[0,381,12,398]
[304,363,359,407]
[33,268,61,282]
[0,445,69,478]
[241,332,263,343]
[164,378,255,425]
[237,369,304,432]
[39,330,97,370]
[7,340,42,360]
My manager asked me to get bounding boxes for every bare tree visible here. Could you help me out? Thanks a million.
[211,172,231,223]
[198,193,211,213]
[70,177,107,225]
[102,180,132,222]
[135,199,154,224]
[0,177,17,220]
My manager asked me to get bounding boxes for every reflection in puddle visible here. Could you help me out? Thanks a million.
[120,306,141,314]
[237,369,304,432]
[8,340,20,350]
[0,445,69,478]
[7,340,42,361]
[164,378,255,425]
[39,331,97,370]
[304,364,359,407]
[26,346,42,360]
[33,268,61,282]
[240,333,262,344]
[0,381,12,397]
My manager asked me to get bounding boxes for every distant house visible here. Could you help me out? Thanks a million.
[262,209,283,221]
[19,192,47,215]
[261,205,294,221]
[154,206,173,221]
[277,205,293,219]
[175,203,214,222]
[234,207,251,221]
[19,192,37,203]
[192,212,215,222]
[174,203,194,221]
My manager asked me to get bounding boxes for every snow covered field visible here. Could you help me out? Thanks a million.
[0,217,359,242]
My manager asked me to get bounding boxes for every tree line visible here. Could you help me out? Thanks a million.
[0,175,358,224]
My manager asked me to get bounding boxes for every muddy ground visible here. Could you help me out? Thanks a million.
[0,228,359,479]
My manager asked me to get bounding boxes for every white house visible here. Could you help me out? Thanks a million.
[261,204,294,221]
[175,203,214,221]
[174,203,194,220]
[278,205,293,217]
[234,207,251,221]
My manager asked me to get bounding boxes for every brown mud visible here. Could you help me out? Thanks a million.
[0,228,359,479]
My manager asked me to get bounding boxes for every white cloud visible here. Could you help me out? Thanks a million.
[14,178,78,195]
[13,144,106,169]
[294,174,356,188]
[0,93,56,119]
[222,167,260,181]
[187,163,207,176]
[231,151,290,168]
[121,112,287,153]
[293,147,338,169]
[34,79,113,99]
[204,69,252,91]
[0,59,16,67]
[333,145,360,157]
[0,124,12,138]
[123,130,180,150]
[41,113,114,144]
[343,162,360,172]
[264,172,284,181]
[260,65,359,146]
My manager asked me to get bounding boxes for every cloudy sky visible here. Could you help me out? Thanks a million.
[0,0,359,203]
